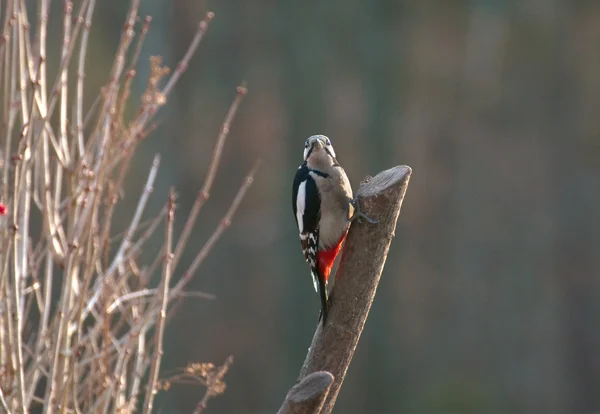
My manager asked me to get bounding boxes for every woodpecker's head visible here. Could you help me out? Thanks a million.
[303,135,337,166]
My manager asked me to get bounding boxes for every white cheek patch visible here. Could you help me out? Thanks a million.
[296,180,307,233]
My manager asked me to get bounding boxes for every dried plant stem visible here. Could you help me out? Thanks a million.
[143,189,175,413]
[11,4,29,413]
[116,11,215,164]
[0,386,10,413]
[84,155,161,319]
[171,160,261,300]
[172,83,248,271]
[162,12,214,98]
[0,2,247,412]
[75,0,97,158]
[10,219,27,414]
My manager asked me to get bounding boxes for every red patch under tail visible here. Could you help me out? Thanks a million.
[317,232,348,283]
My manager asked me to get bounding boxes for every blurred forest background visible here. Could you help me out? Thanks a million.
[43,0,600,413]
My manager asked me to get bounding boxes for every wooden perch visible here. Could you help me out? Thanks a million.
[277,371,335,414]
[278,165,412,414]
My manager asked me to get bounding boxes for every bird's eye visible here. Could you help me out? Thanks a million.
[325,139,331,146]
[305,141,309,148]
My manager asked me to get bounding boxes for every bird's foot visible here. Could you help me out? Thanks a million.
[350,197,377,224]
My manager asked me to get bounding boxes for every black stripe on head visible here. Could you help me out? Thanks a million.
[304,141,316,160]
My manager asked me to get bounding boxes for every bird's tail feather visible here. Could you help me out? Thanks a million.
[317,277,328,327]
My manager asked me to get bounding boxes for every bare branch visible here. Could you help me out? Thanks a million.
[277,371,334,414]
[128,11,215,145]
[172,83,248,271]
[143,188,175,413]
[191,356,234,414]
[170,160,261,300]
[84,155,161,318]
[75,0,97,158]
[161,12,215,98]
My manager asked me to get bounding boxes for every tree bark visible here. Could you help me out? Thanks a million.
[278,165,412,414]
[277,371,335,414]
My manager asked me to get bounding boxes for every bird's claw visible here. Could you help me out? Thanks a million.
[357,210,378,224]
[350,197,378,224]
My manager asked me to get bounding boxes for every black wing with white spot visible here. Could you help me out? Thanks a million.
[292,163,321,291]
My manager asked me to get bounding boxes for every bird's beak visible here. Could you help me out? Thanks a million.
[313,138,325,149]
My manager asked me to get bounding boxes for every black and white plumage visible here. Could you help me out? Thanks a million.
[292,135,355,326]
[292,163,327,291]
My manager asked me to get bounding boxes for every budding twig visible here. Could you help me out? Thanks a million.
[172,83,248,271]
[170,160,261,303]
[143,188,175,413]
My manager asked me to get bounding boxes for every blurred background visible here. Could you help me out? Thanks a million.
[82,1,600,412]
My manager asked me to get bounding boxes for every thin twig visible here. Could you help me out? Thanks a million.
[172,83,247,272]
[106,288,157,314]
[84,155,161,318]
[143,188,175,413]
[11,4,30,412]
[162,12,214,98]
[192,356,234,414]
[170,160,261,300]
[0,385,11,413]
[75,0,96,159]
[129,11,215,143]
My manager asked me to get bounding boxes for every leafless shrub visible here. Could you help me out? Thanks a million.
[0,1,256,413]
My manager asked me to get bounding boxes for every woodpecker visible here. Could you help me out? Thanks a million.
[292,135,374,326]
